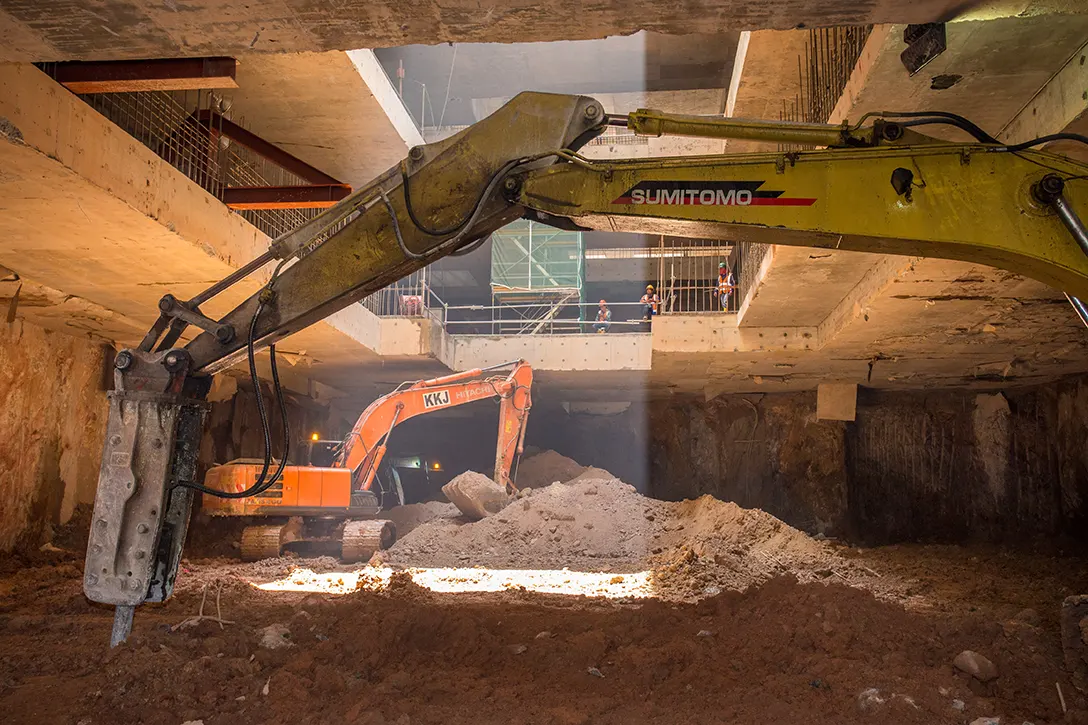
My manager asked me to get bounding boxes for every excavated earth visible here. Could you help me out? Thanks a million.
[2,451,1088,724]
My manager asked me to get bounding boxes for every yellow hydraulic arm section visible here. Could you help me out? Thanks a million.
[86,92,1088,646]
[518,145,1088,302]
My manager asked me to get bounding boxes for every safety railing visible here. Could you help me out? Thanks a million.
[443,301,650,336]
[361,267,430,317]
[736,241,771,314]
[653,246,741,314]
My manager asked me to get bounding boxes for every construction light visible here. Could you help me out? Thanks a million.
[431,460,443,471]
[311,432,320,441]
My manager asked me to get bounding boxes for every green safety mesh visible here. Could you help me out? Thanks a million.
[490,220,584,293]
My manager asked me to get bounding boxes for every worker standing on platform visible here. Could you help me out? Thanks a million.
[640,284,660,321]
[593,299,612,333]
[714,262,736,311]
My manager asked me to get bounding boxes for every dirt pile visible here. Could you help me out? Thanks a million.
[382,501,459,538]
[387,473,661,573]
[651,495,879,599]
[514,449,586,490]
[386,452,892,599]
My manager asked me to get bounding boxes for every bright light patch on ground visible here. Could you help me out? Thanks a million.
[253,566,653,598]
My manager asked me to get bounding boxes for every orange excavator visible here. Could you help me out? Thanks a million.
[201,359,533,561]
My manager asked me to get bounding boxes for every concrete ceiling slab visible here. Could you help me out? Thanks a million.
[2,1,1082,62]
[225,51,409,187]
[740,247,886,327]
[843,16,1088,140]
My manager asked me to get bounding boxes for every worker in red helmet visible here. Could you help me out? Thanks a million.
[593,299,612,333]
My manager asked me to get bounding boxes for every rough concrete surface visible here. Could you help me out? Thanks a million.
[530,374,1088,544]
[225,52,408,187]
[4,1,1084,62]
[441,471,509,520]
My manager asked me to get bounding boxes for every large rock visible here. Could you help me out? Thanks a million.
[442,471,509,521]
[954,650,999,682]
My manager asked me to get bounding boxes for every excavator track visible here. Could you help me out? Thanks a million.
[341,519,396,563]
[240,524,285,561]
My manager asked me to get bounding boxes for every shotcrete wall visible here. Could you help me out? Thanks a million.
[533,377,1088,545]
[0,321,110,553]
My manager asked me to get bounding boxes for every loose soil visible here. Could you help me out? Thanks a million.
[2,452,1087,724]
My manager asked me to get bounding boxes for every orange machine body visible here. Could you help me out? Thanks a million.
[202,360,533,516]
[202,463,354,517]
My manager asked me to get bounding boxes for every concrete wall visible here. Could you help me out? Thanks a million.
[434,331,651,372]
[0,320,109,552]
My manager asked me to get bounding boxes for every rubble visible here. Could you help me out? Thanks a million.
[954,650,999,682]
[388,453,895,600]
[441,471,510,520]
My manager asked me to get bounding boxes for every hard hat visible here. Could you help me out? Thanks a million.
[719,262,726,268]
[646,284,654,291]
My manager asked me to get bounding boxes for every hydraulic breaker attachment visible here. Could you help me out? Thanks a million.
[84,348,209,646]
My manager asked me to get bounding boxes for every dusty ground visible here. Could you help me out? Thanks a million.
[2,452,1088,724]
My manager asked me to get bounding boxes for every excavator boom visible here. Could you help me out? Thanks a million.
[84,91,1088,645]
[338,360,533,493]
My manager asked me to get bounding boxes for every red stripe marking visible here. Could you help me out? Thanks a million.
[749,198,817,206]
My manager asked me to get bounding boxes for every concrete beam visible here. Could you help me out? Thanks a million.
[53,57,237,93]
[0,63,422,399]
[198,109,341,185]
[999,37,1088,161]
[740,247,886,329]
[432,330,652,373]
[4,1,1080,63]
[345,50,425,149]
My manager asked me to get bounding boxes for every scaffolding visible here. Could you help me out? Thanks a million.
[488,220,585,334]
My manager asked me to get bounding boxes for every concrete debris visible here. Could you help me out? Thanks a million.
[969,718,1000,725]
[586,667,604,678]
[258,623,294,650]
[696,630,713,637]
[442,471,509,521]
[181,721,204,725]
[952,699,966,711]
[856,688,886,712]
[508,644,527,654]
[535,631,553,640]
[954,650,999,682]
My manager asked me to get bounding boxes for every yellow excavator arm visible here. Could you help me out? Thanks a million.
[85,91,1088,645]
